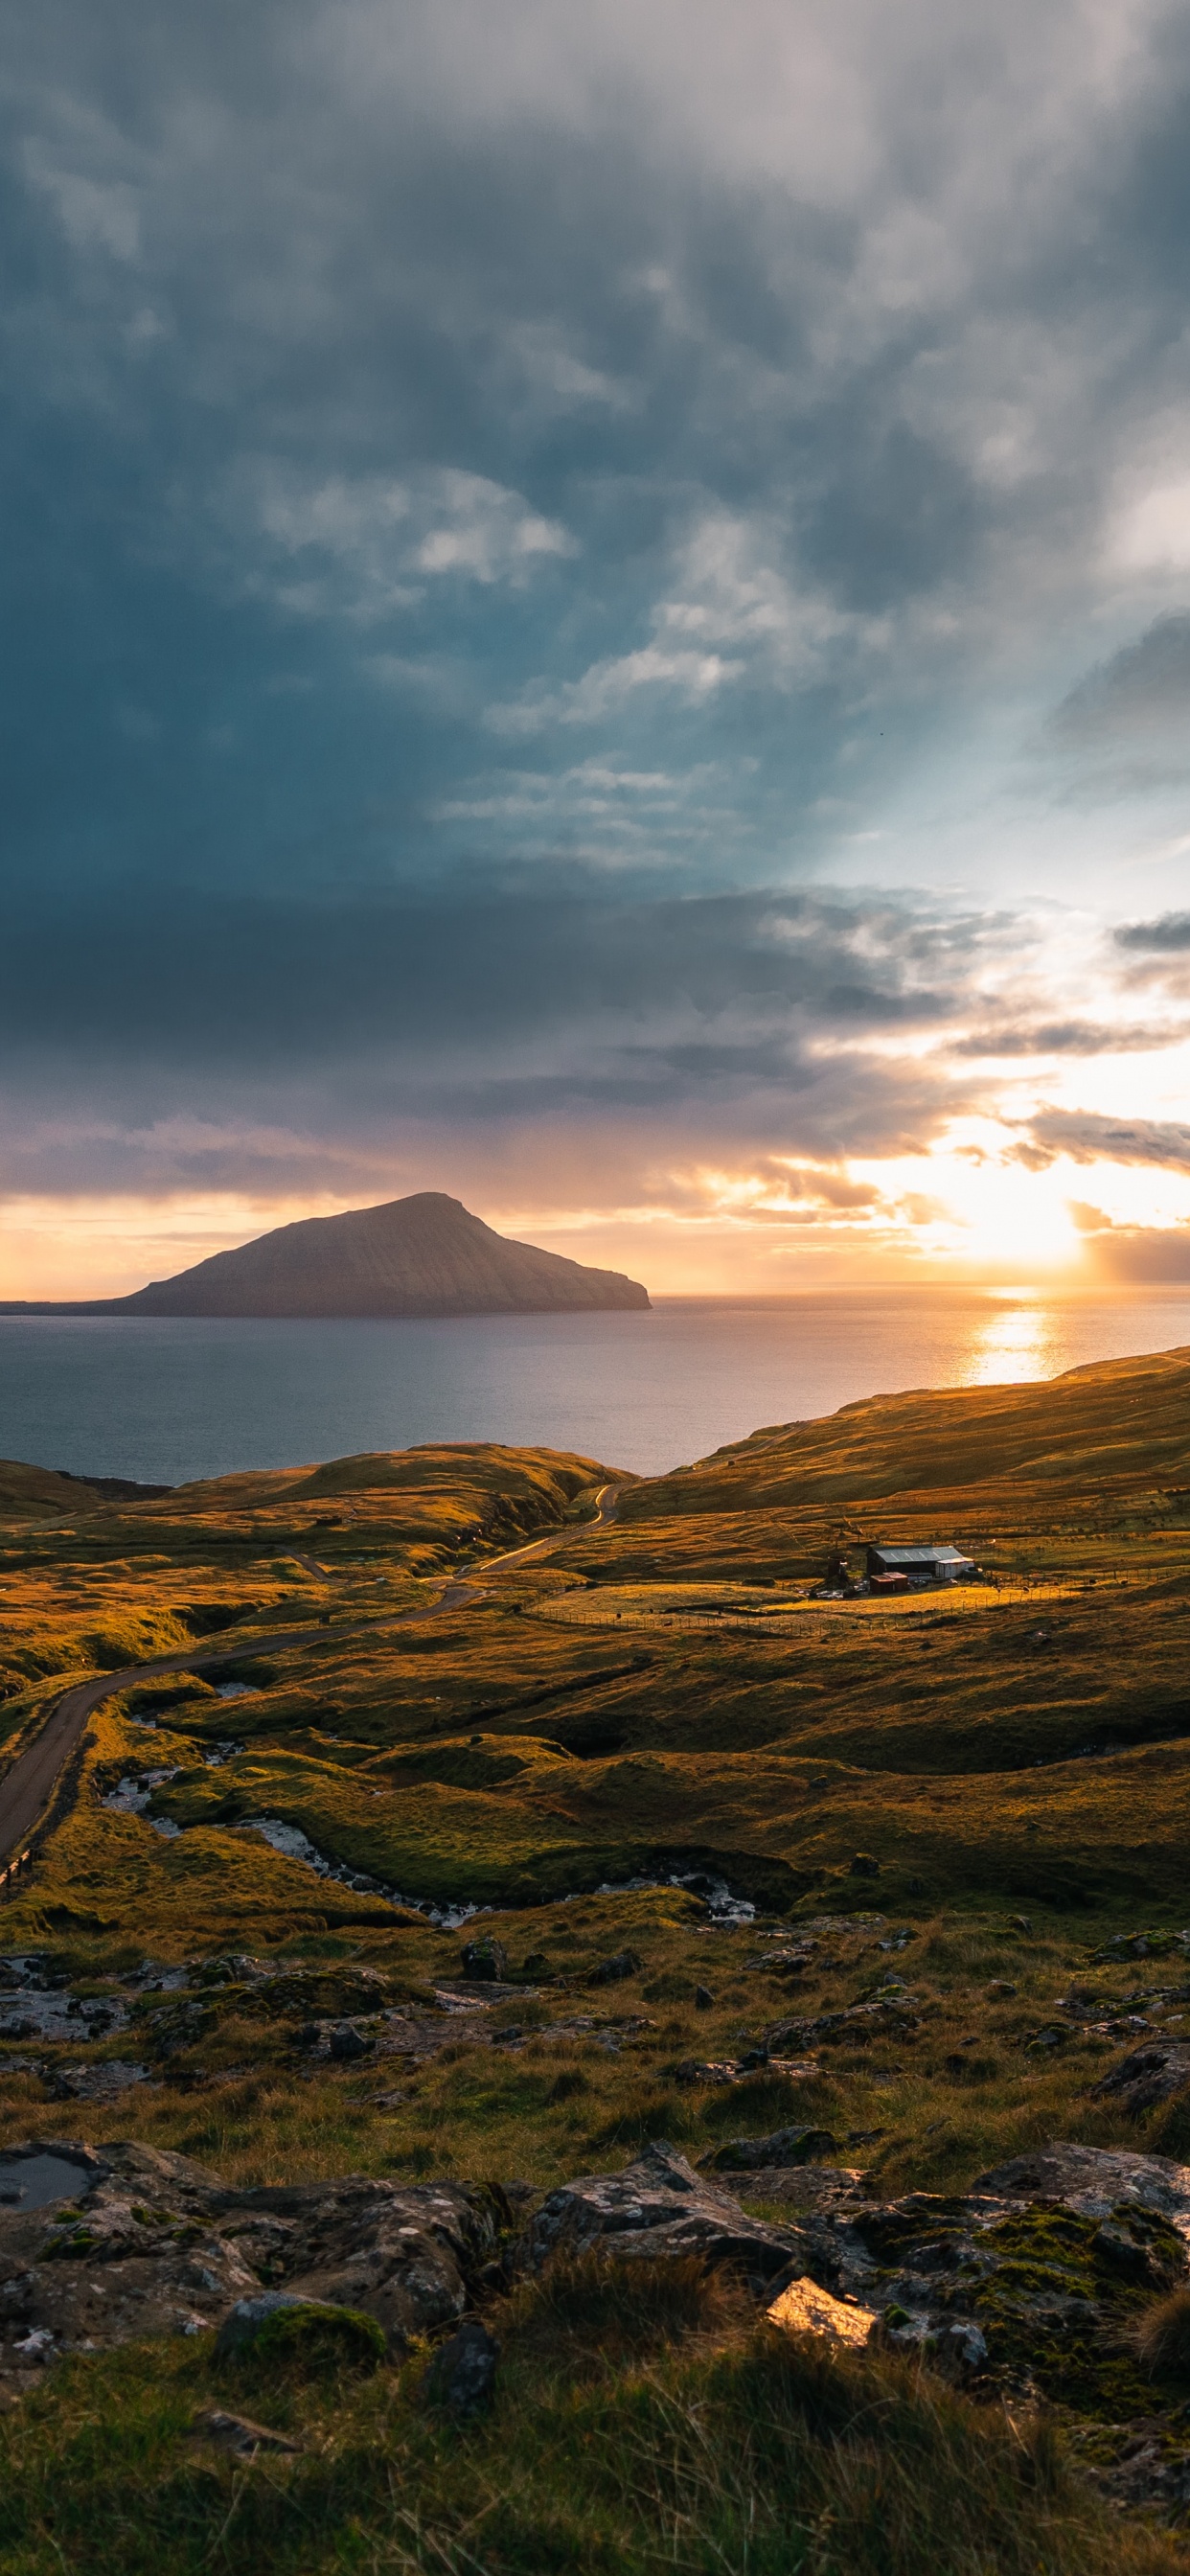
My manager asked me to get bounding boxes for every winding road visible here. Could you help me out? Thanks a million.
[0,1486,618,1864]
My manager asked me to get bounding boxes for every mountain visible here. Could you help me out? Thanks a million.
[1,1194,651,1320]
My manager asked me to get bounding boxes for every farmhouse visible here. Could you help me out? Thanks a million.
[866,1542,975,1584]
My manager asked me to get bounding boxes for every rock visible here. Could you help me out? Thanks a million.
[327,2023,371,2061]
[790,2140,1190,2405]
[735,2168,871,2217]
[216,2291,385,2370]
[422,2317,499,2415]
[881,2312,989,2377]
[45,2062,153,2102]
[1091,2219,1178,2288]
[673,2056,819,2087]
[216,2172,507,2347]
[849,1854,881,1879]
[694,1987,715,2011]
[767,1995,919,2050]
[1091,1931,1190,1965]
[767,2277,875,2345]
[512,2140,809,2296]
[216,2291,320,2354]
[0,2137,507,2369]
[195,2407,301,2455]
[702,2128,838,2174]
[588,1950,643,1987]
[1091,2042,1190,2117]
[971,2143,1190,2233]
[460,1938,508,1983]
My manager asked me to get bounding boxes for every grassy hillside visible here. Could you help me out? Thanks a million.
[2,1355,1190,2562]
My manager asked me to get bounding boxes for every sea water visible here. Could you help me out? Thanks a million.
[2,1287,1190,1486]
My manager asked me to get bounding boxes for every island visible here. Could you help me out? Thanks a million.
[0,1190,652,1320]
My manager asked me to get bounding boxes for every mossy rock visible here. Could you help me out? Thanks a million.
[217,2294,387,2377]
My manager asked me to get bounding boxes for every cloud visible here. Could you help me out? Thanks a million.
[950,1017,1184,1056]
[240,462,575,622]
[1110,478,1190,573]
[6,0,1190,1252]
[21,137,141,261]
[0,877,992,1204]
[1049,615,1190,745]
[1027,1109,1190,1172]
[1116,909,1190,952]
[1087,1227,1190,1281]
[486,510,869,732]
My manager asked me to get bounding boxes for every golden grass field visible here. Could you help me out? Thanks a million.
[2,1349,1190,2569]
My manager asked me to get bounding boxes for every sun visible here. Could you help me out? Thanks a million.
[927,1153,1083,1274]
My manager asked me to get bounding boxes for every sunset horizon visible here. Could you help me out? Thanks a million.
[4,0,1190,1310]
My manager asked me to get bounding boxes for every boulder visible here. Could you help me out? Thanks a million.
[460,1938,508,1983]
[588,1950,643,1987]
[702,2128,838,2174]
[1090,2042,1190,2118]
[422,2317,499,2415]
[511,2140,809,2296]
[327,2022,372,2061]
[734,2167,871,2217]
[767,2277,875,2345]
[216,2291,330,2355]
[808,2143,1190,2396]
[971,2142,1190,2233]
[216,2291,385,2370]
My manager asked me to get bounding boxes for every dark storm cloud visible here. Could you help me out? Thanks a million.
[0,883,969,1071]
[5,0,1190,1211]
[0,877,995,1195]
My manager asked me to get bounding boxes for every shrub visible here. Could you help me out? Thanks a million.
[1131,2284,1190,2380]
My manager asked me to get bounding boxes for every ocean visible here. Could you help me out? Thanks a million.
[2,1287,1190,1487]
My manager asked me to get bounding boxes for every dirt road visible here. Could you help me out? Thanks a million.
[0,1489,617,1861]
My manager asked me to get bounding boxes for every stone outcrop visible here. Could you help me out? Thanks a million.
[1090,2042,1190,2117]
[510,2140,809,2294]
[8,2122,1190,2525]
[0,2138,507,2383]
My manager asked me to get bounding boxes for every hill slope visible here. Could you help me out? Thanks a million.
[1,1193,652,1320]
[618,1341,1190,1519]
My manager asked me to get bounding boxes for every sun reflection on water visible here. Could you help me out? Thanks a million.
[968,1299,1057,1385]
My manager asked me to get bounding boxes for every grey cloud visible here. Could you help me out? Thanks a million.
[0,882,977,1073]
[950,1017,1184,1056]
[1050,616,1190,745]
[0,880,987,1196]
[1089,1228,1190,1282]
[1042,616,1190,797]
[1116,909,1190,952]
[1027,1109,1190,1171]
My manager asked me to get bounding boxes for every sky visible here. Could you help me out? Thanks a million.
[3,0,1190,1299]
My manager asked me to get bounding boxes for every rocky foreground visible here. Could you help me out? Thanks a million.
[3,2131,1190,2516]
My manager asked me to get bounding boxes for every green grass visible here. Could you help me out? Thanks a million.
[0,2283,1181,2576]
